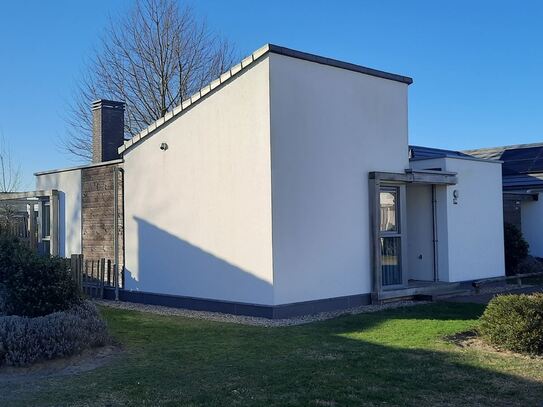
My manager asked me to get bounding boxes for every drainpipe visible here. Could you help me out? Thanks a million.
[431,185,439,282]
[113,166,119,301]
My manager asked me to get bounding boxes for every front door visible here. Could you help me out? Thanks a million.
[379,186,407,288]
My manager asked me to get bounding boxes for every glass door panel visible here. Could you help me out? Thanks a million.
[380,237,402,286]
[379,186,404,287]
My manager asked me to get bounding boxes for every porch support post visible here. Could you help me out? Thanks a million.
[369,174,382,303]
[27,203,37,251]
[50,190,59,256]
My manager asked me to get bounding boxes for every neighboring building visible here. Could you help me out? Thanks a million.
[11,45,505,318]
[465,142,543,257]
[34,100,124,270]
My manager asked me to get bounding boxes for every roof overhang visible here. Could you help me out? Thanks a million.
[370,169,458,185]
[503,191,539,201]
[34,159,123,177]
[0,190,58,201]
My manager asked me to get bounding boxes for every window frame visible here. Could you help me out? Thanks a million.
[378,185,406,288]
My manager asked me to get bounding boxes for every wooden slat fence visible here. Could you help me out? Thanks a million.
[1,214,32,247]
[70,254,119,299]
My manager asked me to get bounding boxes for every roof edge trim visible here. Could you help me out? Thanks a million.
[268,44,413,85]
[34,159,123,176]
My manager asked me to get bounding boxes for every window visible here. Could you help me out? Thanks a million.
[42,202,50,238]
[379,186,403,286]
[379,188,399,233]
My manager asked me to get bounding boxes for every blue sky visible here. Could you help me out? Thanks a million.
[1,0,542,188]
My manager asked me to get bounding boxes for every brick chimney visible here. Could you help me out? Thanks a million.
[92,99,125,163]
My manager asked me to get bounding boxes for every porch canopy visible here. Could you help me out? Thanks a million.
[0,190,59,255]
[368,169,457,302]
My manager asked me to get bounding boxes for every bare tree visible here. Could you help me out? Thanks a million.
[0,133,22,234]
[63,0,236,160]
[0,133,21,193]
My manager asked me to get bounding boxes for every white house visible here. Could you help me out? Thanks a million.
[466,142,543,258]
[26,44,505,318]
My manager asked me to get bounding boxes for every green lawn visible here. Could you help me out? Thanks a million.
[2,302,543,406]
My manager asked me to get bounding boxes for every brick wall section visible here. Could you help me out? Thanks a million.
[81,164,123,271]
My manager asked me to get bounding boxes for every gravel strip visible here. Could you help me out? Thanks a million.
[94,299,430,327]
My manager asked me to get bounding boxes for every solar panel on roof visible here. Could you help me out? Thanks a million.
[529,158,543,173]
[502,161,530,175]
[499,146,543,175]
[501,147,541,161]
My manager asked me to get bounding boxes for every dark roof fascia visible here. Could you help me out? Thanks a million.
[267,45,413,85]
[410,155,502,164]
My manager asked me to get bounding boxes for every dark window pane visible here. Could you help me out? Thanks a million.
[381,237,402,286]
[42,204,50,238]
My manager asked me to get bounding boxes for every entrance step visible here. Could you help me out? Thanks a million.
[414,289,474,301]
[378,283,472,302]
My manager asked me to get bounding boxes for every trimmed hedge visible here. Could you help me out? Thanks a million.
[0,301,110,367]
[0,237,81,317]
[479,293,543,355]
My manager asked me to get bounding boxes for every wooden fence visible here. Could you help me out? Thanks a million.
[70,254,120,299]
[0,213,34,248]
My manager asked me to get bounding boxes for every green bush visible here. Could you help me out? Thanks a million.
[504,223,529,276]
[0,301,110,367]
[0,237,81,317]
[479,293,543,355]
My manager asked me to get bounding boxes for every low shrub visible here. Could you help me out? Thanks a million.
[0,301,110,367]
[516,256,543,276]
[0,237,81,317]
[0,286,6,316]
[479,293,543,355]
[504,223,529,276]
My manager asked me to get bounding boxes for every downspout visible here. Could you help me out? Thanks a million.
[113,166,119,301]
[431,185,439,282]
[120,167,125,289]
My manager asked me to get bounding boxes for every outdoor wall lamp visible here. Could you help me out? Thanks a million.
[453,189,459,205]
[160,142,168,151]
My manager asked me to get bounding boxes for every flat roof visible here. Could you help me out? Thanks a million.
[118,44,413,155]
[409,145,502,164]
[34,159,122,176]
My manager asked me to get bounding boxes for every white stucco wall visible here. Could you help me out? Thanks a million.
[443,158,505,281]
[122,58,274,304]
[410,157,505,282]
[269,53,410,304]
[521,198,543,257]
[36,169,82,257]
